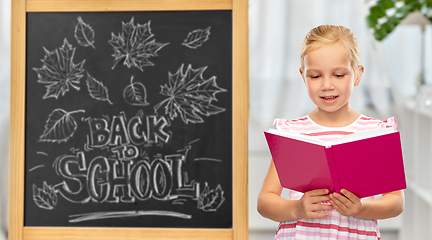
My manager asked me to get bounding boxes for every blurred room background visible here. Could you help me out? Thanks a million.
[0,0,11,239]
[1,0,432,239]
[248,0,432,239]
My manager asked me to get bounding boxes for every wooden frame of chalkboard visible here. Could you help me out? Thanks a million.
[9,0,248,239]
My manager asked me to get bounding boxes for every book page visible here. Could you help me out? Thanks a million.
[264,129,326,146]
[265,128,395,147]
[331,128,395,145]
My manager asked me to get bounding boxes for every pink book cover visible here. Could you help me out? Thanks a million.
[264,129,406,198]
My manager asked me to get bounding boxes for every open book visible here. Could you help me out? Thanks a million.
[264,128,406,198]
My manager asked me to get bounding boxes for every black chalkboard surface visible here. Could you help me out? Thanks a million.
[25,10,232,228]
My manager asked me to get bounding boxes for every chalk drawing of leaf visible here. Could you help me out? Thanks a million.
[74,16,95,48]
[182,27,211,49]
[33,182,57,210]
[197,183,225,212]
[33,38,86,99]
[108,17,169,71]
[86,73,113,104]
[39,108,85,143]
[154,64,227,124]
[123,76,149,106]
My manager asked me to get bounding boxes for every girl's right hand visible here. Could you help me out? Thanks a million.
[295,189,334,219]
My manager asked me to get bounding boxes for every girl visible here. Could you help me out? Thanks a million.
[257,25,404,239]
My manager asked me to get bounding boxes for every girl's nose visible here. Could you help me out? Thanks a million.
[321,77,334,90]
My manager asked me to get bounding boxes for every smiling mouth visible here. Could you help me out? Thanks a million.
[321,96,338,101]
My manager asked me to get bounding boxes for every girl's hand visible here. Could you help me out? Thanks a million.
[330,189,363,217]
[296,189,333,219]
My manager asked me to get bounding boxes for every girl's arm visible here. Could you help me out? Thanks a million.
[257,160,333,222]
[330,189,404,219]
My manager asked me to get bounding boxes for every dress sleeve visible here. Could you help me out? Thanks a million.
[377,117,398,130]
[273,118,291,131]
[288,189,303,200]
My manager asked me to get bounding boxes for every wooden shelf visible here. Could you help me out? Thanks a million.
[399,99,432,239]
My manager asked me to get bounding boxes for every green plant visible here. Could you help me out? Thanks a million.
[366,0,432,41]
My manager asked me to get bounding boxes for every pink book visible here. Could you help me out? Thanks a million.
[264,128,406,198]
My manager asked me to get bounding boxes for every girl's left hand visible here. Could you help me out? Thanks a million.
[330,189,363,217]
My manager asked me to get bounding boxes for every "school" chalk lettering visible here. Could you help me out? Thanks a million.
[54,151,200,203]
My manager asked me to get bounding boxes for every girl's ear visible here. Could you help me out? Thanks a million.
[299,67,306,84]
[354,65,364,86]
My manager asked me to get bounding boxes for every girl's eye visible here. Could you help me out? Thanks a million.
[310,75,320,79]
[335,74,345,78]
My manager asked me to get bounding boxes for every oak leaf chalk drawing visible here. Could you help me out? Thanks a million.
[154,64,227,124]
[33,38,86,99]
[108,18,169,71]
[123,76,149,106]
[39,109,85,143]
[33,182,58,210]
[86,73,113,104]
[182,27,211,49]
[74,16,95,48]
[197,183,225,212]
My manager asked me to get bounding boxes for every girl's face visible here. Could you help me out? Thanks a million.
[299,43,363,115]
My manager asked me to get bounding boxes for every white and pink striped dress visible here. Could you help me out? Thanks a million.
[272,114,397,240]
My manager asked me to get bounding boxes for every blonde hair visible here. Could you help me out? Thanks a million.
[300,25,361,76]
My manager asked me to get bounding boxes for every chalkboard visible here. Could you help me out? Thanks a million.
[10,1,247,239]
[24,11,232,228]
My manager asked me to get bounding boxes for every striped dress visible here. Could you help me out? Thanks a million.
[272,114,397,240]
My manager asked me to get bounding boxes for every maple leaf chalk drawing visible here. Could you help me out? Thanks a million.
[33,182,58,210]
[123,76,149,106]
[154,64,227,124]
[86,73,113,104]
[182,27,211,49]
[197,183,225,212]
[39,109,85,143]
[108,17,169,71]
[33,38,86,99]
[74,16,95,48]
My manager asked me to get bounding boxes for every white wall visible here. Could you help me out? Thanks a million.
[0,0,11,239]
